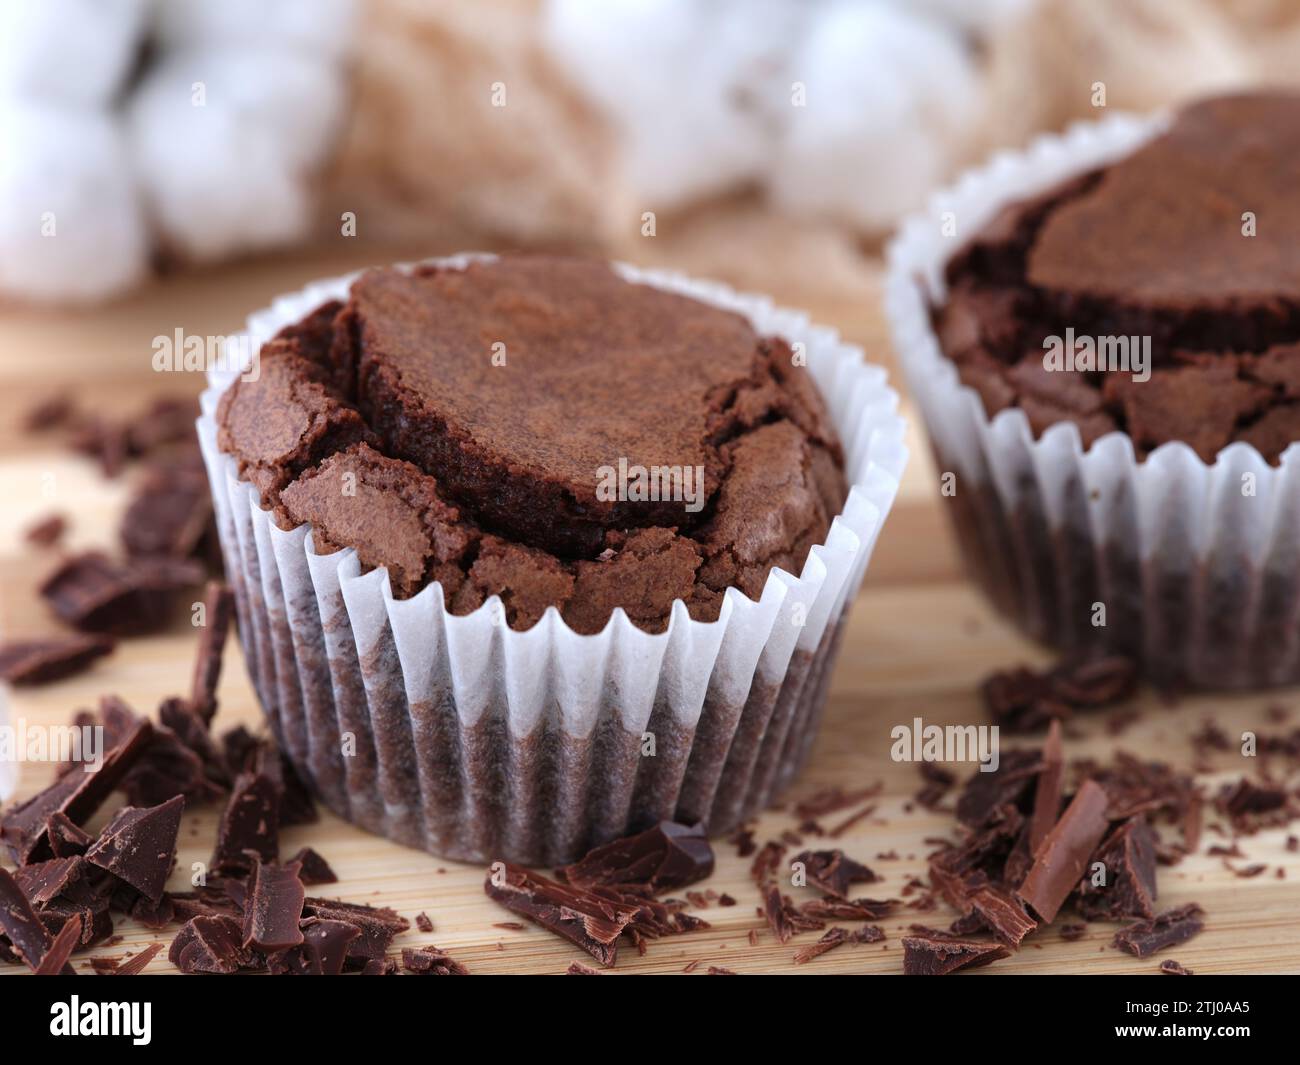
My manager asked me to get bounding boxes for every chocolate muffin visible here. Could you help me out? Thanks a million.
[200,254,904,862]
[887,92,1300,689]
[934,93,1300,465]
[217,256,847,634]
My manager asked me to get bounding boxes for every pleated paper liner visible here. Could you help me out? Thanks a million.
[886,112,1300,689]
[198,257,907,863]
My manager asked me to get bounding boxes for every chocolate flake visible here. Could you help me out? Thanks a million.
[902,933,1010,975]
[114,941,163,976]
[1159,959,1194,976]
[169,914,253,974]
[402,945,470,975]
[85,794,185,904]
[793,927,851,964]
[1113,904,1205,958]
[792,849,877,898]
[0,634,115,686]
[286,846,337,886]
[558,821,714,895]
[189,581,235,724]
[33,913,81,975]
[0,867,54,970]
[40,551,203,635]
[1017,780,1110,923]
[1075,817,1158,920]
[211,771,280,874]
[242,860,306,952]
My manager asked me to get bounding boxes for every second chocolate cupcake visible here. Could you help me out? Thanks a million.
[888,92,1300,689]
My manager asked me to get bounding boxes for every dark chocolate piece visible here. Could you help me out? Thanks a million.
[1159,959,1194,975]
[45,812,94,858]
[33,914,82,975]
[12,856,86,906]
[169,914,253,974]
[414,912,433,933]
[1113,904,1205,958]
[558,821,714,895]
[286,847,337,886]
[1028,719,1064,854]
[792,849,877,898]
[189,581,235,724]
[0,708,152,863]
[85,795,184,904]
[799,897,896,921]
[955,748,1043,827]
[566,962,601,975]
[0,634,115,686]
[288,918,362,975]
[964,883,1037,948]
[762,884,826,944]
[402,945,470,975]
[484,863,644,967]
[1017,780,1111,922]
[211,771,280,874]
[0,867,53,971]
[301,898,408,964]
[1075,817,1158,920]
[902,933,1010,975]
[242,860,306,953]
[39,551,203,635]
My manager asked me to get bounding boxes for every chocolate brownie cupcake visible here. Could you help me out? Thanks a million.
[887,92,1300,689]
[198,254,906,862]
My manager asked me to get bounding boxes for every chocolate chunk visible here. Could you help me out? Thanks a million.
[792,849,877,898]
[1017,780,1111,922]
[1159,959,1194,976]
[12,856,86,906]
[32,914,82,975]
[46,813,93,858]
[242,861,306,953]
[211,771,280,874]
[964,883,1037,948]
[85,795,184,904]
[566,962,601,975]
[286,847,337,886]
[0,709,152,863]
[414,912,433,933]
[955,748,1043,827]
[360,957,398,976]
[558,821,714,895]
[0,867,53,970]
[169,914,253,974]
[1113,904,1205,958]
[402,945,470,975]
[301,898,408,964]
[0,634,115,686]
[120,461,213,561]
[793,927,851,964]
[1028,719,1064,854]
[114,941,163,976]
[189,581,235,724]
[762,884,826,944]
[981,656,1137,734]
[40,551,203,634]
[284,918,362,975]
[1075,817,1158,920]
[902,933,1010,975]
[484,863,645,967]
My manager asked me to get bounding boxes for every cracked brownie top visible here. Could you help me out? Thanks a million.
[217,255,846,633]
[933,92,1300,464]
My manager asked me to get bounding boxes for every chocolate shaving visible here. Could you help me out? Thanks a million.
[955,748,1043,827]
[1113,903,1205,958]
[902,933,1010,975]
[800,896,896,921]
[0,709,152,863]
[1075,817,1158,920]
[33,913,81,975]
[40,551,203,635]
[1159,958,1194,976]
[113,941,163,976]
[169,914,254,974]
[402,945,470,975]
[211,771,280,874]
[558,821,713,895]
[793,927,851,964]
[981,656,1136,733]
[189,581,235,724]
[0,634,115,686]
[0,867,54,970]
[1017,780,1111,923]
[792,849,877,898]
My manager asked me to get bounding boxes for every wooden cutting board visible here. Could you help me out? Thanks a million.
[1,246,1296,976]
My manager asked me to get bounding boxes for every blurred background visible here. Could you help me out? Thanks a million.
[3,0,1299,313]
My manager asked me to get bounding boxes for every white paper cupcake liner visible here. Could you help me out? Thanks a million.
[197,255,908,864]
[885,111,1300,689]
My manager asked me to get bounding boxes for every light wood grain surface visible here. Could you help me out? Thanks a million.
[1,246,1297,975]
